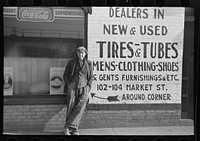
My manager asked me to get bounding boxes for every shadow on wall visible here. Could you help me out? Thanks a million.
[43,107,67,131]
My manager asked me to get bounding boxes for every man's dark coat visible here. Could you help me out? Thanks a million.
[63,58,93,93]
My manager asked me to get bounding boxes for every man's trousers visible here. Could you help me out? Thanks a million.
[64,82,89,131]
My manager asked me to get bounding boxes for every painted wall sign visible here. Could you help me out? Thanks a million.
[88,7,185,104]
[50,67,65,94]
[3,7,17,16]
[54,8,84,18]
[4,67,13,95]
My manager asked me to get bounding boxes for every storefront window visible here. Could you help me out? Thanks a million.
[3,7,85,95]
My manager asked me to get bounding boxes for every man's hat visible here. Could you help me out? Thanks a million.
[76,46,88,53]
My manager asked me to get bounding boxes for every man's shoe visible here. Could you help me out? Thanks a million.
[71,131,79,135]
[61,128,70,135]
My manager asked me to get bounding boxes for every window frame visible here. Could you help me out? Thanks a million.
[3,7,87,99]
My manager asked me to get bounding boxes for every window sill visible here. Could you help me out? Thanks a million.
[4,94,67,105]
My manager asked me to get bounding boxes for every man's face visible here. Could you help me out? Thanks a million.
[77,50,86,61]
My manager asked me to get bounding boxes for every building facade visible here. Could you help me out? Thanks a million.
[3,7,194,132]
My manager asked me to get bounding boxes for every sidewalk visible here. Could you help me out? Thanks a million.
[3,126,194,135]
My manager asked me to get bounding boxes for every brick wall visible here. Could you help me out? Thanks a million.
[3,104,193,131]
[4,105,66,131]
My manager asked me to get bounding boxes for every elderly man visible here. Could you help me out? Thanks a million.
[62,46,93,135]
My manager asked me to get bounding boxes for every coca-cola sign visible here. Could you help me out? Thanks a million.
[17,7,54,22]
